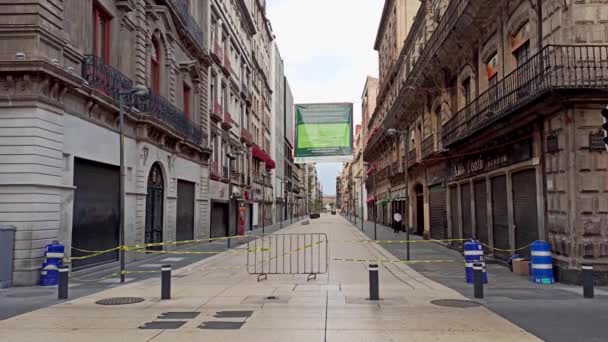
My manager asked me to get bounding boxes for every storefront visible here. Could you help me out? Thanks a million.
[446,136,540,259]
[209,180,229,238]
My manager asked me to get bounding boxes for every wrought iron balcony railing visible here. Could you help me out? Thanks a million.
[83,55,203,146]
[210,160,220,180]
[422,135,435,159]
[167,0,206,53]
[82,54,132,101]
[133,89,202,145]
[443,45,608,146]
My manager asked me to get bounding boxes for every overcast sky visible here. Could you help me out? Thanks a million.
[267,0,383,195]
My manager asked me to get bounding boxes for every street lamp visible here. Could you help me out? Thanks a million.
[386,127,410,261]
[118,84,148,284]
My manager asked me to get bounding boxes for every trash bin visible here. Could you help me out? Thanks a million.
[0,225,16,289]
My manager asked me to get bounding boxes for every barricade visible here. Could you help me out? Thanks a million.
[247,233,328,281]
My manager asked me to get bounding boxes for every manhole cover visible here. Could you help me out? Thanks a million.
[95,297,145,305]
[4,291,55,298]
[430,299,482,308]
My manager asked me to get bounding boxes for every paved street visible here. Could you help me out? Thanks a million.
[0,217,306,321]
[0,214,537,342]
[347,216,608,342]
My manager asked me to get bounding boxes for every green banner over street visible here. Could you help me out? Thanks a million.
[294,103,353,163]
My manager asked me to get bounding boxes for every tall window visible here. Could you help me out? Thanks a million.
[210,74,216,106]
[514,42,530,67]
[93,5,111,61]
[462,77,471,106]
[150,39,160,93]
[183,83,191,119]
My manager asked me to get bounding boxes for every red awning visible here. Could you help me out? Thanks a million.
[252,144,276,170]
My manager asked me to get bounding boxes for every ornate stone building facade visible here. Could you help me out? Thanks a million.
[364,0,608,282]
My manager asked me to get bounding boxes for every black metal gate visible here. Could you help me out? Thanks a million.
[461,183,472,239]
[474,180,489,247]
[491,175,510,260]
[429,185,447,240]
[210,202,227,238]
[449,186,460,241]
[145,163,164,250]
[72,158,119,268]
[512,169,539,259]
[176,180,195,242]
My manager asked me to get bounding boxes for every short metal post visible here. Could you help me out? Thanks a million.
[369,264,379,301]
[582,265,594,299]
[473,263,484,299]
[58,267,69,300]
[161,265,172,300]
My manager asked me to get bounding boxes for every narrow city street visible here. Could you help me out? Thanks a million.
[0,215,538,342]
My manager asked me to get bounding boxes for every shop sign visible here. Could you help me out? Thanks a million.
[447,139,532,181]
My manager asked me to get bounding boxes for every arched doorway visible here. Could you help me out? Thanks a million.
[145,163,164,250]
[415,183,424,236]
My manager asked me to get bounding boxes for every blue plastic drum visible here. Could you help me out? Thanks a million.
[40,241,65,286]
[464,240,488,284]
[530,240,554,284]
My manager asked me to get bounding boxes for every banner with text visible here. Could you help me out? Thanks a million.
[294,103,353,163]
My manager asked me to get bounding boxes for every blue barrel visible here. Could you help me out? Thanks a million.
[39,241,64,286]
[530,240,554,284]
[464,240,488,284]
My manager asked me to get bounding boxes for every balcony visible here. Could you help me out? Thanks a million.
[210,102,222,122]
[212,41,222,63]
[210,160,220,180]
[407,149,418,168]
[443,45,608,147]
[421,135,435,159]
[82,55,203,146]
[221,111,233,129]
[222,165,229,179]
[222,55,232,76]
[166,0,206,53]
[240,127,253,146]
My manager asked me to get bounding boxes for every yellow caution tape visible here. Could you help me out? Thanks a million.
[480,242,532,253]
[332,258,457,264]
[123,247,270,255]
[343,238,469,244]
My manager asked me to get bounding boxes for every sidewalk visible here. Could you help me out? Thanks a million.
[347,216,608,342]
[0,216,307,321]
[0,214,539,341]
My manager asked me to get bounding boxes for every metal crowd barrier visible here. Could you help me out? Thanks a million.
[247,233,329,281]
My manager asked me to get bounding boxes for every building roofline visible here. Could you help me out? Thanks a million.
[374,0,394,50]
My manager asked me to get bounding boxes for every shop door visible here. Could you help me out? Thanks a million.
[429,185,447,241]
[72,158,119,269]
[145,163,164,250]
[449,186,460,240]
[491,175,510,260]
[474,179,489,249]
[512,169,539,258]
[176,180,195,242]
[461,183,473,239]
[210,202,228,238]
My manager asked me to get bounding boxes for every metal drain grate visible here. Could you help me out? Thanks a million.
[199,321,245,330]
[430,299,482,308]
[213,311,254,318]
[95,297,145,306]
[158,312,200,320]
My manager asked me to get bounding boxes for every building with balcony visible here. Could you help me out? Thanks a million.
[0,0,213,285]
[364,0,608,282]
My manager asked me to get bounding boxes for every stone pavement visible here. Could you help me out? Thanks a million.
[351,216,608,342]
[0,214,539,342]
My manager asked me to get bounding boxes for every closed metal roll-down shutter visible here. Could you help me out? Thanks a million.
[211,202,228,238]
[449,186,460,241]
[72,158,119,269]
[512,169,539,259]
[461,183,472,239]
[474,180,489,247]
[429,185,447,241]
[176,180,195,242]
[491,176,509,260]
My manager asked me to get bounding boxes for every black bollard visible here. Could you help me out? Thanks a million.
[161,265,172,300]
[58,267,69,300]
[473,263,484,299]
[369,264,379,301]
[582,265,594,299]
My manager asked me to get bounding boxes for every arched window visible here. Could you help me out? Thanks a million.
[151,38,160,93]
